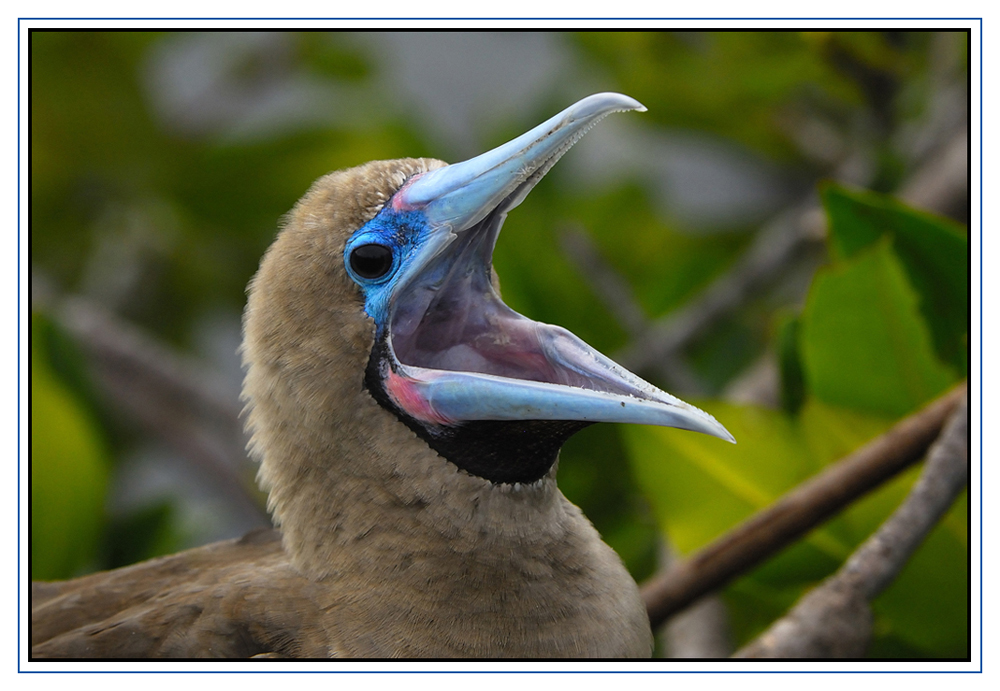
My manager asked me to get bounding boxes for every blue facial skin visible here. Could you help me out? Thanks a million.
[343,209,430,334]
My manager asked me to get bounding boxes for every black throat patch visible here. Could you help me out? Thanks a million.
[364,336,590,485]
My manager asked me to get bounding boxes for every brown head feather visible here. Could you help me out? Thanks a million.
[34,157,651,658]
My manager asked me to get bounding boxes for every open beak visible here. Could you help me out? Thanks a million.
[378,93,734,444]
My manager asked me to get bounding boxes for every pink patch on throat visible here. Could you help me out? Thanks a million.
[385,369,454,426]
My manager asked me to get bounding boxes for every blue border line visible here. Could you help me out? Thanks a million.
[17,17,22,670]
[13,16,990,20]
[13,670,989,675]
[978,15,984,672]
[18,18,984,674]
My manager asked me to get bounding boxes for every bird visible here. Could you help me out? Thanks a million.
[31,93,734,659]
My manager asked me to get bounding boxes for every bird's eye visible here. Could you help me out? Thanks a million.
[349,244,394,280]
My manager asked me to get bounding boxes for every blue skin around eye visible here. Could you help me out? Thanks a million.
[344,209,429,332]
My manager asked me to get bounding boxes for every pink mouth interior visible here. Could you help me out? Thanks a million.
[391,271,573,384]
[388,225,626,395]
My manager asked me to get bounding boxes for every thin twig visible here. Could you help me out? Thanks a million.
[558,225,709,395]
[640,382,967,629]
[734,398,968,658]
[559,225,649,338]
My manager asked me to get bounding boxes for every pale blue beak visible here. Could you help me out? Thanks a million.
[381,93,735,444]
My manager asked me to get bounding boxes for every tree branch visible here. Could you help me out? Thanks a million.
[641,383,967,629]
[734,398,968,658]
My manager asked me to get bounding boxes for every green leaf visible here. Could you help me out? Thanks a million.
[800,240,956,417]
[625,403,845,559]
[775,312,806,414]
[31,313,110,580]
[822,184,968,372]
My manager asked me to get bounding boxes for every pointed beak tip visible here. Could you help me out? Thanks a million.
[620,95,647,113]
[583,92,647,116]
[682,409,735,444]
[700,420,736,445]
[710,419,737,444]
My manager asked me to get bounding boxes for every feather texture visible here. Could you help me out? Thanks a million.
[31,159,652,659]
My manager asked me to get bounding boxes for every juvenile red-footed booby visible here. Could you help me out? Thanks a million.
[31,93,733,659]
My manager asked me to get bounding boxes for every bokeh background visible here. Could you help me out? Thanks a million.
[30,31,969,658]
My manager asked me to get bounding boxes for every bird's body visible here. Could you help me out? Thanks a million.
[31,95,731,659]
[32,520,647,658]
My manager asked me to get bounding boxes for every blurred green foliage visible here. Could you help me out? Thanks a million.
[626,187,968,657]
[576,31,862,159]
[31,313,109,580]
[574,32,945,159]
[30,31,968,658]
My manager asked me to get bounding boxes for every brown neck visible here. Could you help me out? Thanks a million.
[243,320,575,580]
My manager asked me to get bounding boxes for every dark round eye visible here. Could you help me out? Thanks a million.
[349,243,394,280]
